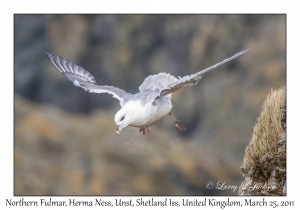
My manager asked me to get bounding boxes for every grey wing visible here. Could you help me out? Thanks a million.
[47,53,131,105]
[158,49,250,97]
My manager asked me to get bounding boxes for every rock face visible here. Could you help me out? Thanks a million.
[14,15,286,139]
[239,87,286,195]
[15,94,240,195]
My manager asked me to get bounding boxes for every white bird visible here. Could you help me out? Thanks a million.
[47,49,250,135]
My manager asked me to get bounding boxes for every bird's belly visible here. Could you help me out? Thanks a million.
[131,101,172,128]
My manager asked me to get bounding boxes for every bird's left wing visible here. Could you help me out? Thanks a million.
[158,49,250,97]
[47,53,131,105]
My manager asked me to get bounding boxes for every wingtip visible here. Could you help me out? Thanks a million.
[239,49,251,55]
[46,52,53,59]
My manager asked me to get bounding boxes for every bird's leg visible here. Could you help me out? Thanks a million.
[169,112,187,131]
[145,127,150,134]
[139,127,150,135]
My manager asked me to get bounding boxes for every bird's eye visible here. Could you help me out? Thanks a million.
[120,116,125,121]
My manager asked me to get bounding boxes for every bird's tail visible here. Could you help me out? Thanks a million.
[139,73,178,92]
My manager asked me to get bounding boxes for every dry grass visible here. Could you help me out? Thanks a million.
[243,86,286,170]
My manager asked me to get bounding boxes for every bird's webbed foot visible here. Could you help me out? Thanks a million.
[139,127,150,135]
[174,120,187,131]
[169,112,187,131]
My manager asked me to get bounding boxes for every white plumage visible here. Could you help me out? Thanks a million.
[47,49,250,135]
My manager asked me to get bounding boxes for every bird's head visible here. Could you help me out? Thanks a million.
[114,106,131,135]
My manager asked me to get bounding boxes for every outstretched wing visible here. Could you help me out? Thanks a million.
[158,49,250,97]
[47,53,131,105]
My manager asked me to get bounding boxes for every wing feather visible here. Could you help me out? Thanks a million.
[159,49,250,97]
[47,53,131,105]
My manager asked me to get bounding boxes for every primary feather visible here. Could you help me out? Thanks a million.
[47,53,131,106]
[158,49,250,97]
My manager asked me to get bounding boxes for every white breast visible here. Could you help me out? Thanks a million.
[127,100,172,128]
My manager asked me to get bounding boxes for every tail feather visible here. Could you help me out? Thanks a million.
[139,73,178,92]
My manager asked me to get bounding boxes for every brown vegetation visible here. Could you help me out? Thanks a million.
[239,86,286,195]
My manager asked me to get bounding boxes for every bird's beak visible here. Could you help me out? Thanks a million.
[116,125,121,135]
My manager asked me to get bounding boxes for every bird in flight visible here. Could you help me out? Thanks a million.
[47,49,249,135]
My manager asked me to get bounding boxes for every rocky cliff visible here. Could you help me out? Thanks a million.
[15,94,240,195]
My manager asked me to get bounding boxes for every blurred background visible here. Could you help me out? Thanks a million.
[14,14,285,195]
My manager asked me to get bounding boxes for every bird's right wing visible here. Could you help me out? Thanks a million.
[47,53,131,105]
[158,49,250,97]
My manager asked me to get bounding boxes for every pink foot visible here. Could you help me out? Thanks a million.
[139,127,150,135]
[175,121,187,131]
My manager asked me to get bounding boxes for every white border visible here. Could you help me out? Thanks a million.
[1,0,299,209]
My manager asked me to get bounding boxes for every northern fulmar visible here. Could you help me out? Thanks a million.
[47,49,249,135]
